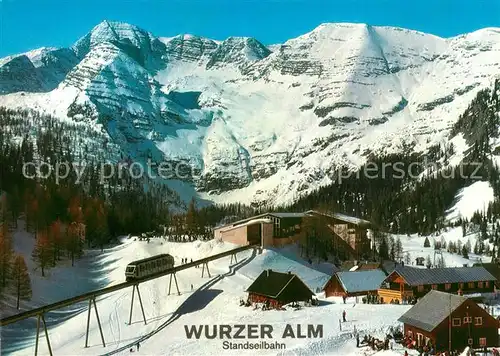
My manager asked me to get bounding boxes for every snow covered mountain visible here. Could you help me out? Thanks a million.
[1,21,499,206]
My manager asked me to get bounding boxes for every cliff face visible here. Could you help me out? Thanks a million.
[1,21,499,206]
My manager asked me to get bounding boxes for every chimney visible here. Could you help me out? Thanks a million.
[267,269,272,277]
[288,271,291,274]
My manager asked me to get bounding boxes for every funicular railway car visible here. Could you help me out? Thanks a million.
[125,254,175,281]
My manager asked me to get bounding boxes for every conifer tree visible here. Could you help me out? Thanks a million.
[12,254,32,309]
[425,255,432,268]
[404,252,411,265]
[32,230,53,277]
[65,223,83,267]
[185,198,198,241]
[0,224,13,290]
[437,255,446,268]
[389,235,396,260]
[395,237,403,260]
[378,235,389,260]
[48,219,64,266]
[462,245,469,259]
[424,236,430,248]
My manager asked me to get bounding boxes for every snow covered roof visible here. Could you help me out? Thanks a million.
[389,266,497,286]
[331,213,371,226]
[246,270,314,300]
[357,262,383,271]
[268,212,307,218]
[215,212,306,230]
[334,269,387,293]
[382,260,404,275]
[305,210,371,226]
[218,218,272,232]
[398,290,468,332]
[473,262,500,285]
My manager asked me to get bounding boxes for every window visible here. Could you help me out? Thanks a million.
[407,330,413,337]
[468,338,473,345]
[479,338,487,346]
[452,318,461,326]
[468,282,475,288]
[475,317,483,325]
[486,281,490,288]
[463,316,472,324]
[445,283,451,290]
[432,284,438,290]
[478,281,484,288]
[418,285,424,292]
[459,282,464,289]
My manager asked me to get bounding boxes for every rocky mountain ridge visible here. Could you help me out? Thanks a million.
[1,20,499,207]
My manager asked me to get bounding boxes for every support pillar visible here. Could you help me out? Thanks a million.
[34,313,53,356]
[34,314,40,356]
[168,272,181,296]
[230,253,238,265]
[201,262,211,278]
[84,297,106,348]
[41,314,53,356]
[128,284,147,326]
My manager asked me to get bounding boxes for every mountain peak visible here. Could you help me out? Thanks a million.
[72,20,153,59]
[205,36,271,69]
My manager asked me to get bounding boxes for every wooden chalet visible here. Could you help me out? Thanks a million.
[398,290,499,352]
[378,266,496,304]
[324,269,387,298]
[246,270,314,309]
[473,262,500,288]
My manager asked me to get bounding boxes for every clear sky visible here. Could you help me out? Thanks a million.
[1,0,499,57]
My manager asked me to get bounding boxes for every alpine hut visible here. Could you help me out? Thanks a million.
[323,269,387,298]
[398,290,499,351]
[378,266,496,303]
[246,270,314,309]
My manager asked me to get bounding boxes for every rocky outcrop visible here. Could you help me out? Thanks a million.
[206,37,271,70]
[0,55,43,94]
[162,35,218,62]
[1,21,499,207]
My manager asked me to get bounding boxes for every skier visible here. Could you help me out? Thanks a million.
[342,310,346,322]
[191,284,193,291]
[191,258,193,264]
[343,295,346,304]
[356,333,360,347]
[136,342,140,351]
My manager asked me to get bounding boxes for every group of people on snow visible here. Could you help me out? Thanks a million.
[356,334,392,351]
[180,258,196,266]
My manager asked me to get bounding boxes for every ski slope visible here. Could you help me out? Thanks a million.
[2,180,497,355]
[3,231,416,356]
